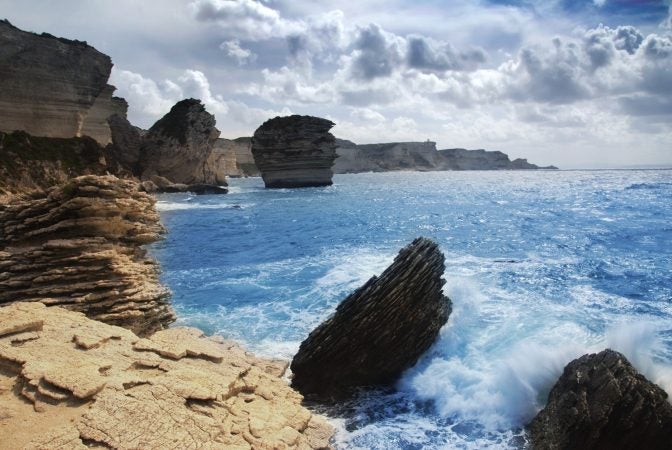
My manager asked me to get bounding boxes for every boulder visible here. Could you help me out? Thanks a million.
[528,349,672,450]
[0,20,121,145]
[0,175,175,336]
[291,237,451,399]
[0,302,333,449]
[251,115,337,188]
[139,99,222,185]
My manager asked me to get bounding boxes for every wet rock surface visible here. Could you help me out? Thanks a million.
[0,175,175,336]
[528,349,672,450]
[291,237,451,400]
[252,115,337,188]
[0,302,333,449]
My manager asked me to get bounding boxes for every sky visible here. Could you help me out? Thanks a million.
[2,0,671,168]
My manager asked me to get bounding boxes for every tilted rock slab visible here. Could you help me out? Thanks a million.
[0,302,333,449]
[0,20,121,145]
[528,349,672,450]
[0,175,175,336]
[139,98,224,187]
[291,237,452,399]
[252,115,337,188]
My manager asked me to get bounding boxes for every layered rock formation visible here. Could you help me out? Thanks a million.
[528,349,672,450]
[0,175,175,336]
[0,20,121,145]
[139,99,222,186]
[0,130,111,200]
[333,139,557,173]
[210,137,259,178]
[252,115,337,188]
[0,302,333,449]
[291,237,451,399]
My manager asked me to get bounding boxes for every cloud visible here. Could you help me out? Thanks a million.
[349,23,405,80]
[407,35,486,72]
[221,39,257,65]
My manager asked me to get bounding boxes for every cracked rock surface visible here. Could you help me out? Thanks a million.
[0,302,333,449]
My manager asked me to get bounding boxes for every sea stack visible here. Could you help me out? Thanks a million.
[291,237,451,400]
[251,115,337,188]
[0,175,175,336]
[528,349,672,450]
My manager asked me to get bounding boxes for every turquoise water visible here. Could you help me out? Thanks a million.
[151,170,672,449]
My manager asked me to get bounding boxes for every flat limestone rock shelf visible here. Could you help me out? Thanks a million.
[291,237,452,400]
[0,302,333,449]
[252,115,337,188]
[0,175,175,336]
[528,349,672,450]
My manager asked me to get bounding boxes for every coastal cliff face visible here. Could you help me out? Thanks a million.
[0,20,119,145]
[252,115,337,188]
[291,238,451,400]
[210,137,259,178]
[0,175,175,336]
[528,349,672,450]
[0,302,333,449]
[139,99,222,185]
[333,139,557,173]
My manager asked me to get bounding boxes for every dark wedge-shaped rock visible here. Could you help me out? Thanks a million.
[291,237,451,400]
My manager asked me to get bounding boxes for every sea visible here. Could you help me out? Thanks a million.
[150,170,672,449]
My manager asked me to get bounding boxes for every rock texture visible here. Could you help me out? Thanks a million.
[291,237,451,399]
[333,139,558,173]
[252,115,337,188]
[0,130,111,200]
[80,86,129,146]
[0,175,175,336]
[0,302,333,449]
[209,137,259,178]
[0,20,121,145]
[139,99,223,186]
[528,349,672,450]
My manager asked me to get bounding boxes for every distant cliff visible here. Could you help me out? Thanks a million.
[0,20,123,145]
[333,139,557,172]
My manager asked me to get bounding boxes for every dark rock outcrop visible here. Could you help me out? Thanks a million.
[333,139,558,173]
[528,349,672,450]
[291,237,451,400]
[106,112,143,174]
[0,130,111,200]
[0,175,176,336]
[0,20,123,145]
[139,99,222,185]
[252,115,337,188]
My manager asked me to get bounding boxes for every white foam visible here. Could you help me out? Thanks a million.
[155,201,254,211]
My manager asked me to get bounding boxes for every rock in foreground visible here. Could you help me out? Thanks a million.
[0,302,333,449]
[0,175,175,336]
[252,115,337,188]
[291,237,451,399]
[528,349,672,450]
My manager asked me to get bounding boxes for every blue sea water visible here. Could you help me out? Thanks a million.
[151,170,672,449]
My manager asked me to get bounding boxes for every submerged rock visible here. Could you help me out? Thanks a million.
[252,115,337,188]
[139,99,223,185]
[291,237,451,399]
[528,349,672,450]
[0,175,175,336]
[0,302,333,449]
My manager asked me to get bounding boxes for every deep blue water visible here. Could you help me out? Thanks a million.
[151,170,672,449]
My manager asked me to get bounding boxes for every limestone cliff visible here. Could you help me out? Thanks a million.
[0,175,175,336]
[139,99,222,185]
[252,115,337,188]
[210,137,259,178]
[333,139,558,173]
[0,302,333,449]
[0,20,121,145]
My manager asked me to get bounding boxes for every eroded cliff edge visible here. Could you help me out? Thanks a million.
[0,302,332,449]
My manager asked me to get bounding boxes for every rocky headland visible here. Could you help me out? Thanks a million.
[291,237,452,400]
[0,175,175,336]
[528,349,672,450]
[333,139,558,173]
[252,115,337,188]
[0,302,333,449]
